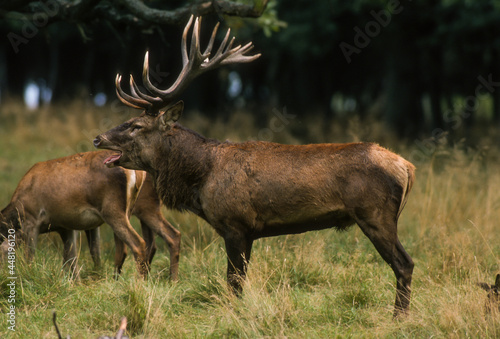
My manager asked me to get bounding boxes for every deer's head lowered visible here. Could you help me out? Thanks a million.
[478,274,500,313]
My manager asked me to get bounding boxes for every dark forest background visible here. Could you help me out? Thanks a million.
[2,0,500,140]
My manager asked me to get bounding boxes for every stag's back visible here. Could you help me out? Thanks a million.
[202,142,414,235]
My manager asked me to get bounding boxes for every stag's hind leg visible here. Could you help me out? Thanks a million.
[354,212,413,317]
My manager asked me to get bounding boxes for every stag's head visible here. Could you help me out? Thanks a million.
[94,101,185,171]
[0,212,8,240]
[478,274,500,313]
[0,205,22,241]
[94,16,259,170]
[0,205,23,259]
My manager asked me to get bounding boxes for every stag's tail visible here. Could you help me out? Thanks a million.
[397,162,416,221]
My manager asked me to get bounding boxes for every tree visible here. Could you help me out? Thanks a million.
[0,0,270,28]
[0,1,271,104]
[4,0,500,138]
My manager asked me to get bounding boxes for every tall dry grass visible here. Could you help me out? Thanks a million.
[0,100,499,337]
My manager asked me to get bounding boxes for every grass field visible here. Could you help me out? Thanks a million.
[0,100,499,338]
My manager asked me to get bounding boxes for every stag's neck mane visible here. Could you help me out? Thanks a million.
[152,123,220,216]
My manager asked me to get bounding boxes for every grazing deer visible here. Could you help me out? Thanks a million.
[478,274,500,313]
[0,151,180,279]
[94,16,415,316]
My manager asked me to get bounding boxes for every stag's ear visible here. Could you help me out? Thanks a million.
[478,282,492,292]
[495,274,500,288]
[159,101,184,129]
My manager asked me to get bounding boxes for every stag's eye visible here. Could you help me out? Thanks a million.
[130,124,143,133]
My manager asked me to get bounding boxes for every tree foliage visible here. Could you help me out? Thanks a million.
[2,0,500,137]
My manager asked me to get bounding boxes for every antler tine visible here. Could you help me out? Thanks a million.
[181,15,195,67]
[142,51,154,95]
[222,42,261,65]
[225,37,236,54]
[115,74,151,110]
[143,48,184,100]
[188,16,203,66]
[203,21,220,58]
[141,51,172,110]
[209,28,232,63]
[130,74,163,105]
[142,17,203,100]
[206,40,259,69]
[121,15,260,113]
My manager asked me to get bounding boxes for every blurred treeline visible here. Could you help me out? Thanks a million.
[2,0,500,139]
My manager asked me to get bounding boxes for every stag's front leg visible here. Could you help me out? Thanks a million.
[106,216,148,278]
[137,214,181,281]
[113,234,127,279]
[224,234,253,295]
[160,219,181,281]
[139,222,157,266]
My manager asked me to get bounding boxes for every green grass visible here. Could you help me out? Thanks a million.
[0,100,499,338]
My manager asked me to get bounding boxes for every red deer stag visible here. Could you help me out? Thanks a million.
[0,151,180,279]
[94,16,415,316]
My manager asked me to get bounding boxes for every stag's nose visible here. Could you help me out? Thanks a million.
[93,137,102,148]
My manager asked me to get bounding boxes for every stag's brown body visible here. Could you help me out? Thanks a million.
[0,151,180,279]
[95,103,415,315]
[94,15,415,316]
[163,135,414,239]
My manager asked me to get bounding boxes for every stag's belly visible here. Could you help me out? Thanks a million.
[255,208,356,238]
[48,208,104,231]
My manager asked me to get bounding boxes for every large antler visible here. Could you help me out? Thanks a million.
[116,15,260,116]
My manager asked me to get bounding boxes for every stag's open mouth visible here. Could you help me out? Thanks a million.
[103,152,122,167]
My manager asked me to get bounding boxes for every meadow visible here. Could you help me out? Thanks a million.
[0,99,499,338]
